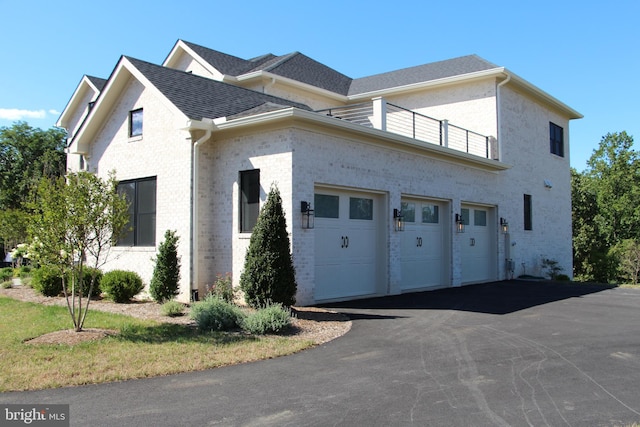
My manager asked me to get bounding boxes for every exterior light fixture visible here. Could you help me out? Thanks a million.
[393,208,405,232]
[301,201,314,229]
[500,217,509,234]
[455,213,465,233]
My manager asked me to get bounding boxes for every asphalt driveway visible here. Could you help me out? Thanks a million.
[2,280,640,426]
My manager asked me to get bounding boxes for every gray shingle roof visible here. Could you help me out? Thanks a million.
[251,52,353,95]
[86,75,107,91]
[125,56,312,121]
[182,41,276,75]
[348,55,500,95]
[180,40,353,95]
[179,41,500,97]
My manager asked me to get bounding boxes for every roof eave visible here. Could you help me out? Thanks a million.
[224,71,349,102]
[505,70,583,120]
[348,68,506,101]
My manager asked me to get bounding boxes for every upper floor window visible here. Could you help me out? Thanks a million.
[129,108,143,137]
[550,122,564,157]
[117,176,156,246]
[240,169,260,232]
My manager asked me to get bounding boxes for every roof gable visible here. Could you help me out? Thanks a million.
[125,57,312,121]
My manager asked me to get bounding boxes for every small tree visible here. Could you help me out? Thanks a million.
[149,230,181,303]
[29,172,129,331]
[240,184,296,308]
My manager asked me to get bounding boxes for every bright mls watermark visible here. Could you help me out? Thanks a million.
[1,405,69,426]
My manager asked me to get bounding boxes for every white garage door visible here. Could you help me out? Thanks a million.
[314,189,384,301]
[460,205,497,284]
[400,198,449,292]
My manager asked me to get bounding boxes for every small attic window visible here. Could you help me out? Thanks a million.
[129,108,143,137]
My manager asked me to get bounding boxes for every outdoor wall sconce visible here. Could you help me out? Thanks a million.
[455,213,465,233]
[393,208,405,232]
[301,201,314,229]
[500,217,509,234]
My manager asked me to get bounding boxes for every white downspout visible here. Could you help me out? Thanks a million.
[496,73,511,280]
[496,72,511,162]
[190,122,212,300]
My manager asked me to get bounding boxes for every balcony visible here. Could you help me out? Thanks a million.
[316,98,497,160]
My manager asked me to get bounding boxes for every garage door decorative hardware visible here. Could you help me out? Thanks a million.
[416,237,423,247]
[341,236,350,248]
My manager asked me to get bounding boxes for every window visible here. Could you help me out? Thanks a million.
[117,177,156,246]
[129,108,143,137]
[524,194,532,230]
[315,194,339,218]
[422,204,439,224]
[474,210,487,227]
[550,122,564,157]
[401,202,416,223]
[349,197,373,220]
[461,208,470,226]
[240,169,260,232]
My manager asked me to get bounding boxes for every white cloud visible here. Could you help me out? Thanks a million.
[48,109,60,116]
[0,108,47,120]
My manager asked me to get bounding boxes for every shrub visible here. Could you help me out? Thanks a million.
[150,230,181,303]
[32,266,64,297]
[161,300,185,317]
[190,295,245,332]
[240,185,297,308]
[18,265,32,279]
[0,267,14,282]
[1,280,12,289]
[67,267,103,298]
[101,270,144,303]
[241,303,292,335]
[555,274,571,282]
[542,258,564,280]
[206,273,234,303]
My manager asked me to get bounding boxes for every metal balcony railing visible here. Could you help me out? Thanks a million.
[317,100,494,160]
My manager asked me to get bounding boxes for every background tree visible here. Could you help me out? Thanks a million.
[29,172,129,331]
[149,230,181,303]
[0,122,66,255]
[0,122,66,210]
[240,184,297,308]
[572,131,640,283]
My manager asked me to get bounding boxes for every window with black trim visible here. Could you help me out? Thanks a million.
[129,108,143,137]
[524,194,532,230]
[550,122,564,157]
[240,169,260,232]
[117,177,156,246]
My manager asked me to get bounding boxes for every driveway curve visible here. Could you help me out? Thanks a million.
[2,280,640,426]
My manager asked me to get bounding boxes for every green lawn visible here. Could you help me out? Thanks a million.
[0,296,313,391]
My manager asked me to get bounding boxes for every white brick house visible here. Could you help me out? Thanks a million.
[57,40,581,305]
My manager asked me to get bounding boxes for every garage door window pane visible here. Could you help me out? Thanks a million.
[401,202,415,223]
[315,194,339,218]
[461,208,470,225]
[350,197,373,220]
[474,210,487,227]
[422,205,439,224]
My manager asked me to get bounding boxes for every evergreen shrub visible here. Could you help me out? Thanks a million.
[240,185,296,308]
[101,270,144,303]
[32,266,63,297]
[150,230,181,303]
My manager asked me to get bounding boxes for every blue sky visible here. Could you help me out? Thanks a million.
[1,0,637,171]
